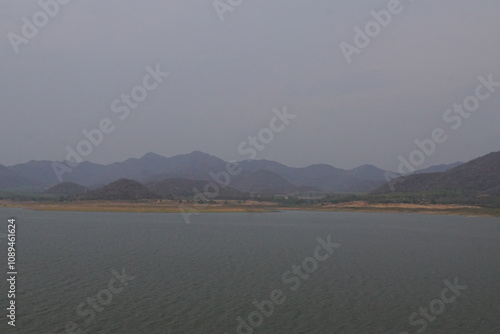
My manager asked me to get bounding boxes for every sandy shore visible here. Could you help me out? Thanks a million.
[1,200,499,217]
[311,201,500,217]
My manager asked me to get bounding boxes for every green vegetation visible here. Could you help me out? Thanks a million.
[321,190,500,208]
[2,186,499,210]
[0,190,61,202]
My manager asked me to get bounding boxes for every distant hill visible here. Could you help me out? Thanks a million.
[374,151,500,197]
[45,182,89,196]
[237,160,388,193]
[413,162,463,174]
[143,151,227,183]
[0,165,40,189]
[231,169,317,194]
[82,179,160,200]
[6,160,57,188]
[7,160,106,188]
[146,178,249,199]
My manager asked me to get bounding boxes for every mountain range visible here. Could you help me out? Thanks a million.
[0,151,464,195]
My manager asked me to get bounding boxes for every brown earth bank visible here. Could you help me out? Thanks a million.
[1,200,499,217]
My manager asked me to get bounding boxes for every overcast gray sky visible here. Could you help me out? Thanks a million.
[1,0,499,171]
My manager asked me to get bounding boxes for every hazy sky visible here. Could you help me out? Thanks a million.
[1,0,499,171]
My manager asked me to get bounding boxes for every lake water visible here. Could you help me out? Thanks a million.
[0,209,499,334]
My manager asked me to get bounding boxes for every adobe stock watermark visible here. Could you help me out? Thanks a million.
[399,277,467,334]
[49,268,135,334]
[340,0,415,64]
[384,73,499,191]
[51,64,169,182]
[213,0,244,21]
[224,235,340,334]
[7,0,72,55]
[179,106,297,224]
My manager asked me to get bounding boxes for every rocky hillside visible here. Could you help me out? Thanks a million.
[82,179,160,200]
[374,151,500,197]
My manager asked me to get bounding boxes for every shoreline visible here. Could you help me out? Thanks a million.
[1,200,499,217]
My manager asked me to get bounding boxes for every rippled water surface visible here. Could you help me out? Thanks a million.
[0,208,499,333]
